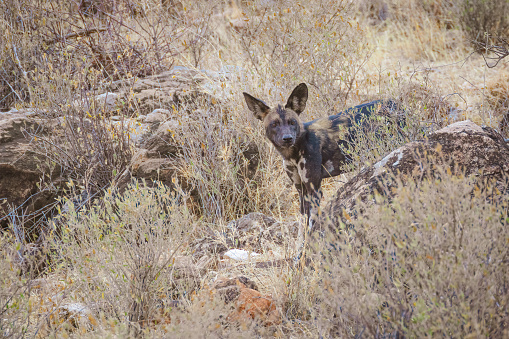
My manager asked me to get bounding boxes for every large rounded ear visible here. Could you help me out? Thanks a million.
[243,92,270,121]
[285,83,308,114]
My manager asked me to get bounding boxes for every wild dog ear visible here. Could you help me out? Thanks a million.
[243,92,270,121]
[285,83,308,114]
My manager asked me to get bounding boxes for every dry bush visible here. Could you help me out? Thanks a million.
[357,0,464,61]
[338,71,459,173]
[484,74,509,137]
[170,93,296,223]
[0,233,34,338]
[460,0,509,41]
[0,0,41,110]
[310,168,509,337]
[228,0,372,112]
[28,100,134,196]
[43,181,196,336]
[396,78,459,130]
[175,0,224,68]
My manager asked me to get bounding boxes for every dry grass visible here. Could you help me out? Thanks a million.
[1,0,509,337]
[313,168,509,337]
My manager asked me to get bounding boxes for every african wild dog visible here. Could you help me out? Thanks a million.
[243,83,402,234]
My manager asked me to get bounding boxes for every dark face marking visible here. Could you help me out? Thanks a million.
[263,104,303,149]
[243,84,308,154]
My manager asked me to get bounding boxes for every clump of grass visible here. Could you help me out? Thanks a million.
[44,180,197,336]
[0,233,34,338]
[460,0,509,41]
[228,0,372,112]
[311,167,509,337]
[484,74,509,137]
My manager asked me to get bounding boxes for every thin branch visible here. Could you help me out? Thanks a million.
[472,36,509,68]
[46,27,108,45]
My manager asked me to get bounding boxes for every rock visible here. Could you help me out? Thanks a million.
[0,112,40,170]
[130,149,174,182]
[38,302,98,336]
[324,120,509,227]
[212,276,281,326]
[214,276,260,302]
[108,117,153,146]
[140,120,181,157]
[107,67,221,116]
[0,164,40,216]
[57,303,97,330]
[0,112,57,231]
[11,241,48,276]
[143,108,171,124]
[72,92,119,115]
[230,286,281,326]
[128,119,183,187]
[191,234,228,259]
[94,92,119,112]
[223,249,261,261]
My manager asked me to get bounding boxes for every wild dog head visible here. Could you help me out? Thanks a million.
[243,83,308,150]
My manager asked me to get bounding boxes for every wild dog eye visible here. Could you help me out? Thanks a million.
[271,121,280,128]
[289,119,296,125]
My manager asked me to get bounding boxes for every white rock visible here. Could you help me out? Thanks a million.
[223,249,260,261]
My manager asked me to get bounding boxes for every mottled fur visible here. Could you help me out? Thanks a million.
[243,83,400,232]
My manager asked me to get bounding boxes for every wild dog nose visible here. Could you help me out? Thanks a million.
[282,135,293,143]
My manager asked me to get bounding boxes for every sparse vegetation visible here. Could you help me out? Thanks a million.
[460,0,509,41]
[1,0,508,337]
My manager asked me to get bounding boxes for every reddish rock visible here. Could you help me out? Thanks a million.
[230,287,281,326]
[212,276,281,326]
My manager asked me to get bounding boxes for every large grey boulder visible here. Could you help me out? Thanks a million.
[324,120,509,227]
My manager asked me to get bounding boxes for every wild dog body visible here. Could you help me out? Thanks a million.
[243,83,399,232]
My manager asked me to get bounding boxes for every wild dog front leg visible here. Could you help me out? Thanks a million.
[293,176,321,263]
[297,158,323,233]
[295,183,307,215]
[284,160,305,212]
[302,179,322,233]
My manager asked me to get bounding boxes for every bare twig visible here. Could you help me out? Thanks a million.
[11,42,32,102]
[473,36,509,68]
[46,27,108,45]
